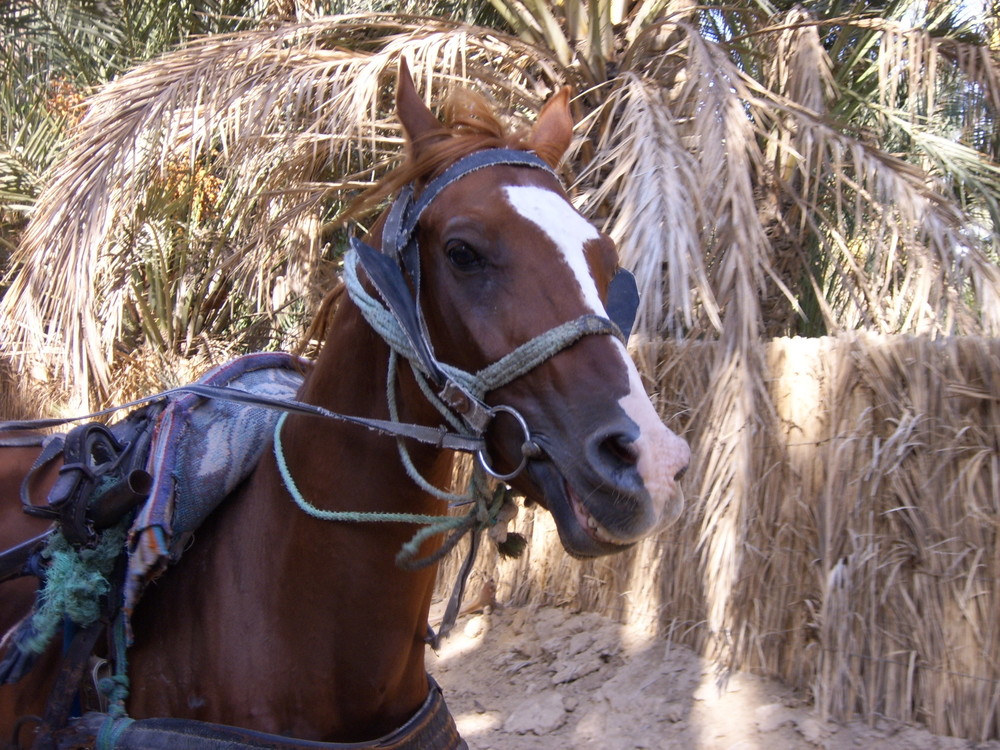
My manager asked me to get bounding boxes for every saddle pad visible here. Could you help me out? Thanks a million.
[124,352,307,627]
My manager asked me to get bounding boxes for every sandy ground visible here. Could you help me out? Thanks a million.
[428,598,1000,750]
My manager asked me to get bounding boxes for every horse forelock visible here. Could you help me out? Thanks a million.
[346,87,535,224]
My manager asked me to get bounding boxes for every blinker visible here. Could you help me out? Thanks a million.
[351,236,445,386]
[607,267,640,343]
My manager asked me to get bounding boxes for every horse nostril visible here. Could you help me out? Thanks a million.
[601,433,640,468]
[586,425,643,490]
[674,465,688,482]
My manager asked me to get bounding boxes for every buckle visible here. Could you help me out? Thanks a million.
[439,382,492,434]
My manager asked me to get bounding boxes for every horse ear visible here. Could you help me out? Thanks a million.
[396,58,445,160]
[527,86,574,168]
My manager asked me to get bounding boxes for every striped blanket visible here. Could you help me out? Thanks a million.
[124,352,307,625]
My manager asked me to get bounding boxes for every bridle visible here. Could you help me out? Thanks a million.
[273,146,641,644]
[344,147,640,481]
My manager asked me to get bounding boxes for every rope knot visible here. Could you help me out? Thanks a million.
[98,673,130,718]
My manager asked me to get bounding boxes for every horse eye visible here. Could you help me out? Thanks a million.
[446,241,484,270]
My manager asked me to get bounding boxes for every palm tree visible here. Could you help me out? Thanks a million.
[0,0,277,409]
[0,0,267,242]
[2,2,996,409]
[0,16,552,407]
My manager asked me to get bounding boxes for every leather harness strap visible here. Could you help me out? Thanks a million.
[57,678,465,750]
[0,531,50,584]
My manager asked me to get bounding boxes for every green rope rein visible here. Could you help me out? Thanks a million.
[273,411,508,569]
[271,249,558,567]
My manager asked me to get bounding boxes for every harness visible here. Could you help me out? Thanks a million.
[0,147,639,749]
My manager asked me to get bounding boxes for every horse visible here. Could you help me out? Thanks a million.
[0,61,690,746]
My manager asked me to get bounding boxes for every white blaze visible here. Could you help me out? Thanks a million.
[502,186,606,315]
[503,186,689,528]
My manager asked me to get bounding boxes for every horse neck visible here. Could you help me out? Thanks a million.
[294,291,456,508]
[262,294,455,732]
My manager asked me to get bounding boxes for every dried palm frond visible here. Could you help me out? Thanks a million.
[572,7,1000,344]
[577,72,715,337]
[0,15,563,407]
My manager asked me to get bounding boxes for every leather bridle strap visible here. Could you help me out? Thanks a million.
[389,148,558,255]
[0,384,484,454]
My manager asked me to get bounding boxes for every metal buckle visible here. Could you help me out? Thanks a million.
[439,382,492,434]
[476,404,541,481]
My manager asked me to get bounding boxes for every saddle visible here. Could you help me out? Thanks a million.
[0,353,306,748]
[14,405,159,550]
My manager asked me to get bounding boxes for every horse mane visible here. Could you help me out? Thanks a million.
[301,87,538,352]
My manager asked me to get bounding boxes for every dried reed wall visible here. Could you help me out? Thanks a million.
[443,333,1000,740]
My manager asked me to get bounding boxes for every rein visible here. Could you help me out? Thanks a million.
[0,384,484,455]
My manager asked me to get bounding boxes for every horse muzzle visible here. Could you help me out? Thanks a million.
[519,420,690,558]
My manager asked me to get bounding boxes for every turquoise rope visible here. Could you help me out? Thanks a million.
[273,412,461,528]
[288,248,616,567]
[386,349,476,506]
[23,523,127,656]
[96,715,134,750]
[273,411,508,568]
[99,614,131,719]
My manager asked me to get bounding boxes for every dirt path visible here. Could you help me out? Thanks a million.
[428,601,997,750]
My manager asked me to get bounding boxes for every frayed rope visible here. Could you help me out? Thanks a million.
[24,523,127,656]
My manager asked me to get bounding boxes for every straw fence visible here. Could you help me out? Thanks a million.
[442,333,1000,741]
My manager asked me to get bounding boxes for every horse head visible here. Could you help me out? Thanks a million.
[378,62,691,558]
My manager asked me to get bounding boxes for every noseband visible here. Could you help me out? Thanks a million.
[346,148,639,480]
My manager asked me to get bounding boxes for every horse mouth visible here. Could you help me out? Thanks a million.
[564,481,629,546]
[523,459,636,558]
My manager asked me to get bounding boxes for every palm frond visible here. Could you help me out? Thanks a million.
[589,7,1000,341]
[0,15,563,406]
[577,73,717,337]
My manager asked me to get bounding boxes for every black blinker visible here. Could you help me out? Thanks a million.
[606,267,639,343]
[351,237,445,385]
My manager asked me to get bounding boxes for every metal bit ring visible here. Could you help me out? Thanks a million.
[476,404,536,481]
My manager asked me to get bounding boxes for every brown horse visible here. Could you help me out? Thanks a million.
[0,63,690,745]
